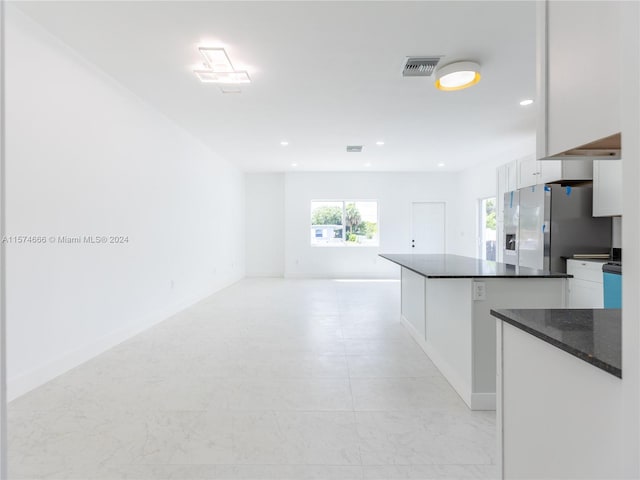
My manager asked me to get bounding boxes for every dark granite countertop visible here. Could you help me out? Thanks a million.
[491,308,622,378]
[379,254,571,278]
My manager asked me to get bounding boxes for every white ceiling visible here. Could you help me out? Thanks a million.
[15,1,537,172]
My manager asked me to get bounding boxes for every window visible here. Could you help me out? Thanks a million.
[310,200,379,246]
[478,197,497,261]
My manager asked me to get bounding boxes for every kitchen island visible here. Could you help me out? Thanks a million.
[380,254,570,410]
[491,308,622,479]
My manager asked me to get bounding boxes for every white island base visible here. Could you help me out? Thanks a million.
[400,266,566,410]
[494,312,623,479]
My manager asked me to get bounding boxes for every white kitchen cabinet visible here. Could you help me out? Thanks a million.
[517,157,592,189]
[496,164,507,207]
[569,279,604,309]
[567,259,606,308]
[506,160,517,192]
[496,167,505,263]
[593,159,623,217]
[517,156,540,189]
[538,160,560,185]
[536,1,621,160]
[496,160,518,262]
[497,160,518,193]
[541,159,592,184]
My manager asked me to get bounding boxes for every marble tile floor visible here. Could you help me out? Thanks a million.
[8,278,497,480]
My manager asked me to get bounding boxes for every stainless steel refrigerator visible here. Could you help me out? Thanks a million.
[503,184,612,272]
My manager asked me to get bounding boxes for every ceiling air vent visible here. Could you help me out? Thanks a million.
[346,145,363,153]
[402,57,441,77]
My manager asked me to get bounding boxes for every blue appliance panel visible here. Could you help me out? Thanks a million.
[603,267,622,309]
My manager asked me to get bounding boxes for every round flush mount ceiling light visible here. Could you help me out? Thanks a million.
[434,61,481,91]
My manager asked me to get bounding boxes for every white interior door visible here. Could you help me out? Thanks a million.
[411,202,445,254]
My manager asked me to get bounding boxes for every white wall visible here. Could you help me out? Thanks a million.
[621,1,640,476]
[284,172,458,278]
[245,152,539,279]
[245,173,284,277]
[5,8,245,400]
[0,1,6,476]
[612,217,622,249]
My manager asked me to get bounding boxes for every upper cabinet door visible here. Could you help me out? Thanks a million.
[593,159,623,217]
[537,1,621,159]
[517,156,541,189]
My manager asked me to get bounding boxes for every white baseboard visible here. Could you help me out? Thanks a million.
[7,275,243,402]
[401,314,429,351]
[400,315,495,411]
[245,273,285,278]
[284,272,400,280]
[470,392,496,411]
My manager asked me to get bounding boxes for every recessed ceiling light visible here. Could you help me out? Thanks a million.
[437,162,445,167]
[291,163,298,167]
[364,162,372,167]
[520,99,534,106]
[280,141,289,146]
[376,141,385,146]
[435,61,481,91]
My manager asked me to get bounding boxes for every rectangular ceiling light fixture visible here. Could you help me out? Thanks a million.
[199,47,234,73]
[216,71,251,84]
[193,70,251,84]
[346,145,363,152]
[193,70,220,83]
[195,46,252,86]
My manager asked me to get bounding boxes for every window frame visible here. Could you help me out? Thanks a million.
[310,199,380,248]
[478,196,497,261]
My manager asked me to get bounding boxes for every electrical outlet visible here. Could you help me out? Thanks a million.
[473,281,486,301]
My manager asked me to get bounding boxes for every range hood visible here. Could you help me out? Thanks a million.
[544,133,621,160]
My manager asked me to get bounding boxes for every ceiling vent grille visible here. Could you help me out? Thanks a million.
[402,57,441,77]
[346,145,363,153]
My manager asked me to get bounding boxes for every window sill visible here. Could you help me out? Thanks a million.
[310,244,380,248]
